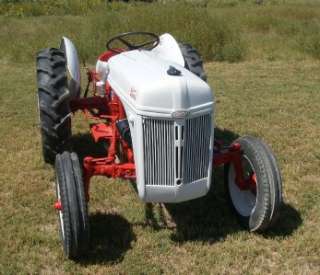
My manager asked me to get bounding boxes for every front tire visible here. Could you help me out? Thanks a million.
[55,151,90,259]
[225,136,283,232]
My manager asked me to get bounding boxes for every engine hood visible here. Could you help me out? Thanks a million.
[107,50,213,117]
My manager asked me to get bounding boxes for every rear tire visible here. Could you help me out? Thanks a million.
[36,48,71,164]
[179,42,207,81]
[55,151,90,259]
[224,136,283,232]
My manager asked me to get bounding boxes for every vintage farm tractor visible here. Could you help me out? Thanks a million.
[36,32,283,259]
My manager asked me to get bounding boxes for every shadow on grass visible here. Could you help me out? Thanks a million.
[69,133,106,161]
[70,134,135,264]
[70,128,302,250]
[164,193,302,243]
[263,203,302,238]
[145,127,302,243]
[157,127,241,243]
[164,168,241,243]
[145,170,303,243]
[214,126,240,145]
[79,212,136,265]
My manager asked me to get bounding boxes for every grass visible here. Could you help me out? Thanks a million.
[2,1,320,64]
[1,0,320,274]
[0,2,248,63]
[1,59,320,275]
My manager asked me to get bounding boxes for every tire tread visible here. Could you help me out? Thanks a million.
[179,42,207,81]
[36,48,71,164]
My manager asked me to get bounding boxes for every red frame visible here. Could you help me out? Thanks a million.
[63,51,255,203]
[70,70,135,201]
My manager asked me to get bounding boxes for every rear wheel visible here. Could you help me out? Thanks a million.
[224,136,283,232]
[36,48,71,164]
[55,151,90,259]
[179,42,207,81]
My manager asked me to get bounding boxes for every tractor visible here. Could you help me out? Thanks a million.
[36,32,283,259]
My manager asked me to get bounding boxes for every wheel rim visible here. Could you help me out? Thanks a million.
[56,180,65,240]
[228,155,257,217]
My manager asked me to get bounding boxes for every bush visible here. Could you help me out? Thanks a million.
[66,3,246,62]
[209,16,246,62]
[0,2,247,63]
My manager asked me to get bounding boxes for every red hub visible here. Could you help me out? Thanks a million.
[213,141,252,191]
[246,173,257,194]
[54,201,62,211]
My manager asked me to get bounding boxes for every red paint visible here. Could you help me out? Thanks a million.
[247,173,257,193]
[54,201,62,210]
[70,72,135,201]
[98,50,122,62]
[213,142,247,189]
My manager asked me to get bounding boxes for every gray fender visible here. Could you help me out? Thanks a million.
[60,37,81,98]
[151,33,185,66]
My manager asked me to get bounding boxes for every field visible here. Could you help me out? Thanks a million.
[1,1,320,274]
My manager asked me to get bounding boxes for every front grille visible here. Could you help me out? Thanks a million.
[183,115,212,183]
[143,114,211,186]
[143,118,175,186]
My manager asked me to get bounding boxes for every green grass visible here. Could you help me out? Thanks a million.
[1,1,320,274]
[0,3,246,63]
[2,1,320,64]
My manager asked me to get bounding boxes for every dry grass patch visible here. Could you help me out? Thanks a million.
[0,59,319,273]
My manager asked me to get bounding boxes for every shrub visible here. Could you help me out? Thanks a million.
[209,16,246,62]
[0,2,247,63]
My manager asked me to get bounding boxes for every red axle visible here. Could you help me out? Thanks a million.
[213,142,255,191]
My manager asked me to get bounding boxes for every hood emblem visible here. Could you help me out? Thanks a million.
[172,110,189,119]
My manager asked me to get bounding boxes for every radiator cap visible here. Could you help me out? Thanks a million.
[167,65,181,76]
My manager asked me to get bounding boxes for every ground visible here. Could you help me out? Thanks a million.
[0,58,319,274]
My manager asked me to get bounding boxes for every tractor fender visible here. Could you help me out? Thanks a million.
[151,33,185,67]
[60,37,81,98]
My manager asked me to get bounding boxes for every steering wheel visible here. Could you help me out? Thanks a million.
[106,32,160,53]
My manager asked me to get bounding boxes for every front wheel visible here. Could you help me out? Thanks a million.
[224,136,283,232]
[55,151,90,259]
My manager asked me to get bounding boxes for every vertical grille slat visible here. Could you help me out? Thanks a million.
[143,114,211,186]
